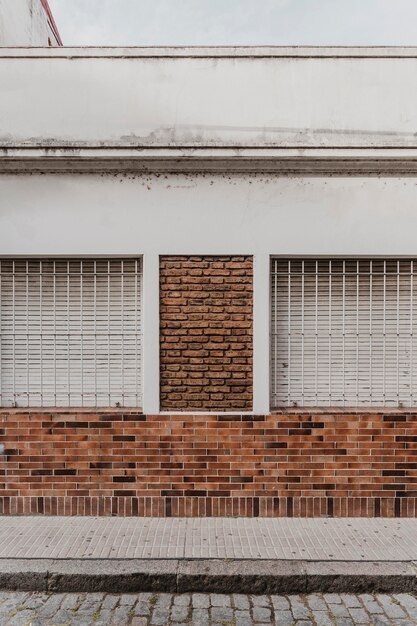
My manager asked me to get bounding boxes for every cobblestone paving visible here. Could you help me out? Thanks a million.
[1,591,417,625]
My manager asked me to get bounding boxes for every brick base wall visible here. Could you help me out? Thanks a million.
[1,410,417,517]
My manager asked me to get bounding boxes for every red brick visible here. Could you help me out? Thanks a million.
[160,256,253,411]
[0,410,416,517]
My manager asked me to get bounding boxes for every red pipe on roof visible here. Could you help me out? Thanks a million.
[40,0,63,46]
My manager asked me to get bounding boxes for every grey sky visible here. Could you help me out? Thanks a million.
[48,0,417,47]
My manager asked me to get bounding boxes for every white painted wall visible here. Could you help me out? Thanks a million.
[1,48,417,148]
[1,174,416,257]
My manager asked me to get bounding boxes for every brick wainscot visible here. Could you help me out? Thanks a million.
[0,410,416,517]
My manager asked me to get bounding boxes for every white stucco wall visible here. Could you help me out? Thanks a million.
[1,48,417,148]
[0,173,416,257]
[0,0,60,46]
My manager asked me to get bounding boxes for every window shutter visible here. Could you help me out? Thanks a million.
[271,258,416,408]
[0,259,142,408]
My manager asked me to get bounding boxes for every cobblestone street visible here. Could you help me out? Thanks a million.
[1,591,417,626]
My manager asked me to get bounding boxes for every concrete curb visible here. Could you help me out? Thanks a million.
[0,559,416,594]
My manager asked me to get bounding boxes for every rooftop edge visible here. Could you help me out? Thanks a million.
[1,46,417,58]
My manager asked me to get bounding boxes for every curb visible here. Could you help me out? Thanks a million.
[0,559,416,594]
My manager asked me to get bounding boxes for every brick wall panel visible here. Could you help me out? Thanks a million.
[0,410,417,516]
[160,256,253,411]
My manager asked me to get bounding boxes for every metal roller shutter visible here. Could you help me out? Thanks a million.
[271,258,416,408]
[0,258,142,408]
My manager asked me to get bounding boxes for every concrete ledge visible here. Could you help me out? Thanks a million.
[0,559,416,594]
[305,561,417,593]
[48,559,178,594]
[4,150,417,175]
[0,560,49,592]
[177,560,306,594]
[0,560,179,593]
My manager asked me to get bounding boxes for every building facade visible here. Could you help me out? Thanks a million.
[1,47,417,516]
[0,0,62,46]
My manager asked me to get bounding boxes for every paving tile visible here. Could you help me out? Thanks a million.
[372,616,393,626]
[340,594,363,608]
[235,609,253,626]
[253,606,272,622]
[377,595,407,618]
[211,606,234,621]
[334,619,354,626]
[313,611,334,626]
[0,516,416,560]
[151,607,171,624]
[307,594,327,611]
[271,595,291,610]
[192,594,210,609]
[272,610,296,626]
[251,594,270,607]
[112,605,133,624]
[191,607,210,625]
[101,594,120,610]
[234,594,250,610]
[174,593,191,606]
[7,611,36,626]
[329,603,350,618]
[135,601,151,616]
[119,593,137,606]
[155,593,173,607]
[348,607,371,623]
[289,595,311,620]
[359,594,384,614]
[23,593,55,610]
[94,609,113,626]
[394,593,417,611]
[324,593,342,604]
[132,618,148,626]
[211,593,232,606]
[171,605,190,622]
[59,593,82,610]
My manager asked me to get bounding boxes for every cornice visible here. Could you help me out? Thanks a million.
[1,148,417,175]
[2,46,417,59]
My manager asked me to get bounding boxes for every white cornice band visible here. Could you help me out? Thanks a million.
[2,148,417,174]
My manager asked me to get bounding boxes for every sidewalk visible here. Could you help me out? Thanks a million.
[0,517,416,593]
